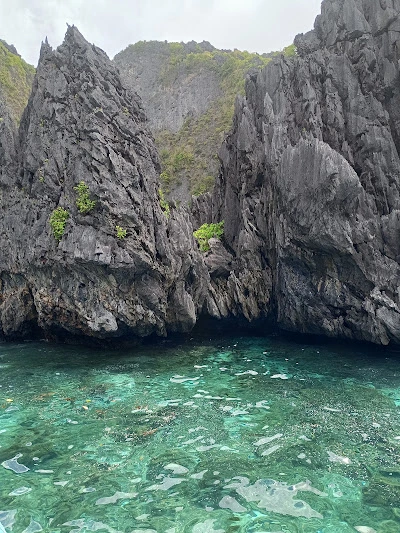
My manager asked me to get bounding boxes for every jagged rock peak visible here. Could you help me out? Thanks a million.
[37,25,110,67]
[64,24,88,45]
[295,0,400,56]
[213,0,400,345]
[39,37,52,61]
[63,24,108,59]
[0,25,188,340]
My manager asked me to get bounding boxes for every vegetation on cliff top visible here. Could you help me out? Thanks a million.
[123,41,295,199]
[0,41,35,124]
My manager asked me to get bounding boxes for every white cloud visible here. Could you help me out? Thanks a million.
[0,0,322,65]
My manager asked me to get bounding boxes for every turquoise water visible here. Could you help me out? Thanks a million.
[1,335,400,533]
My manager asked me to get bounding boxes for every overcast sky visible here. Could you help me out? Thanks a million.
[1,0,322,66]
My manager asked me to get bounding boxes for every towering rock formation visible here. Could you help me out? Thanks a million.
[2,0,400,346]
[213,0,400,344]
[0,27,208,340]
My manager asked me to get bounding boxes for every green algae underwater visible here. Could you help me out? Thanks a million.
[1,334,400,533]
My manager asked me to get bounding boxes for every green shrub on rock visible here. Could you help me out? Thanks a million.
[159,188,170,218]
[50,207,69,241]
[115,225,127,239]
[74,181,96,214]
[193,221,224,252]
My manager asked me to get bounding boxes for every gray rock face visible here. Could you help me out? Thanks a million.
[0,27,208,340]
[0,97,17,176]
[2,0,400,346]
[114,41,222,134]
[213,0,400,344]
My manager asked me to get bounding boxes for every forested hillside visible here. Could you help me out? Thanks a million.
[0,40,35,124]
[115,41,295,201]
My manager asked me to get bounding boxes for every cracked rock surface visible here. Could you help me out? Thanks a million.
[0,27,208,340]
[2,0,400,346]
[212,0,400,344]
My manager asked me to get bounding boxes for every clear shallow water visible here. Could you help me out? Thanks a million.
[1,335,400,533]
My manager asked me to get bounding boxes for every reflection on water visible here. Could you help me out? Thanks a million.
[0,335,400,532]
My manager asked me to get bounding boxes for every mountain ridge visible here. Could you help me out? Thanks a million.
[1,0,400,346]
[114,40,294,201]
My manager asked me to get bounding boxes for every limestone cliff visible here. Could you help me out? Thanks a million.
[114,41,274,202]
[0,40,35,193]
[212,0,400,344]
[0,27,208,340]
[2,0,400,346]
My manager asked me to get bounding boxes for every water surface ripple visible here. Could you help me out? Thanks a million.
[0,336,400,532]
